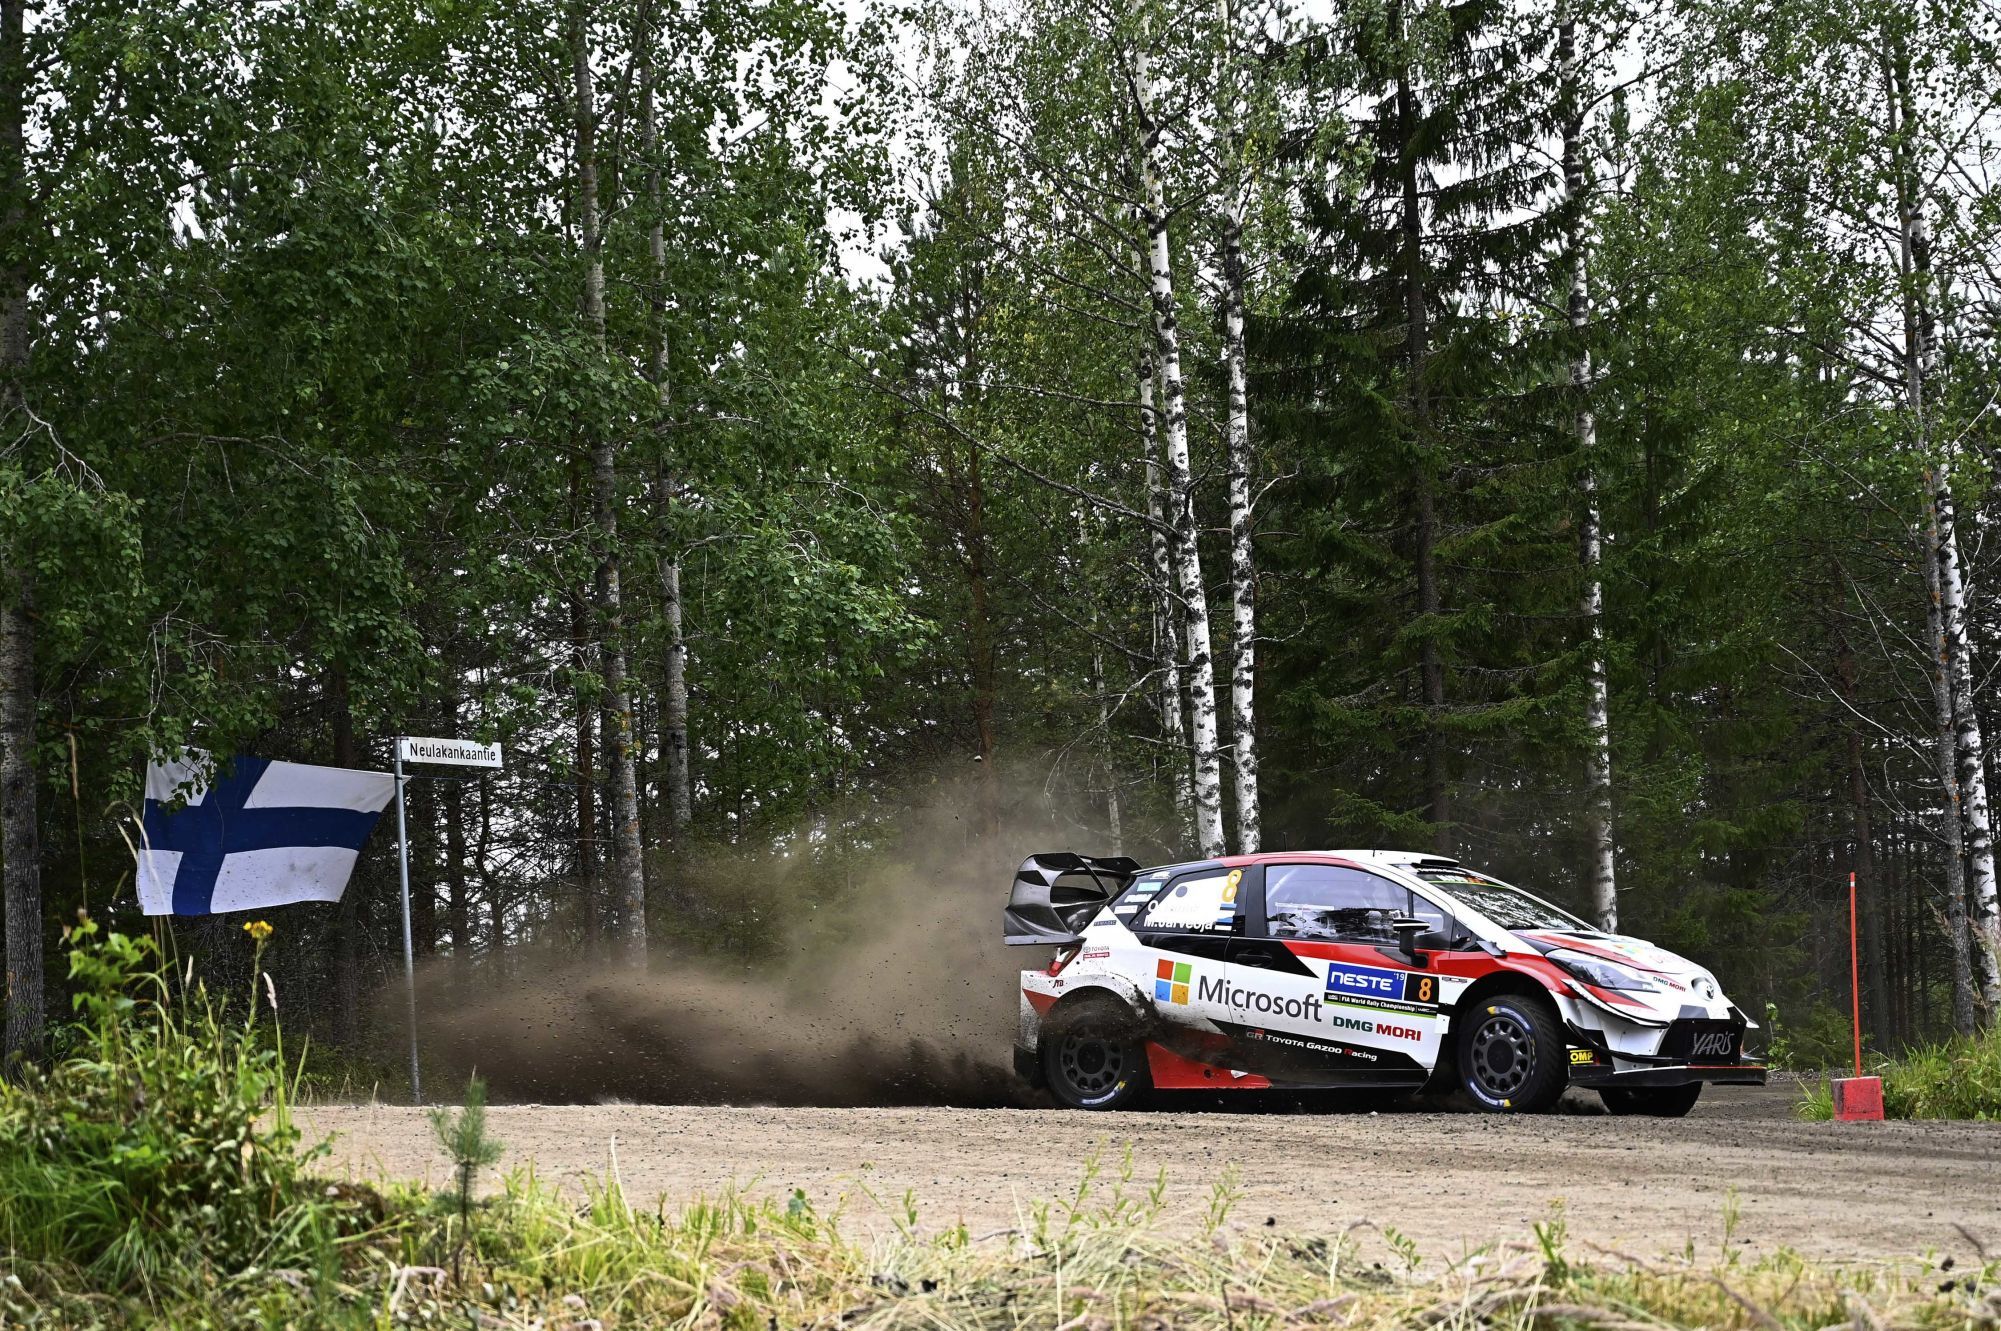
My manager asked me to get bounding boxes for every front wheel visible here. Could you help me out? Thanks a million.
[1600,1083,1703,1117]
[1040,1004,1150,1110]
[1457,995,1566,1112]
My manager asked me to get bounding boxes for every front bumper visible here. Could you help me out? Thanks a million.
[1565,1013,1765,1087]
[1567,1061,1768,1088]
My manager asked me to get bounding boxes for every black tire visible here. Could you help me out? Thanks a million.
[1599,1083,1703,1117]
[1457,994,1566,1112]
[1040,1001,1151,1110]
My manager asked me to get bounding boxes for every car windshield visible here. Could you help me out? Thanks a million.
[1413,868,1591,933]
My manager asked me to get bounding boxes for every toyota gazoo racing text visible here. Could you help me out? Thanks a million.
[1004,850,1766,1115]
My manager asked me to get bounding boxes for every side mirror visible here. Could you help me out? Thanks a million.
[1391,915,1434,964]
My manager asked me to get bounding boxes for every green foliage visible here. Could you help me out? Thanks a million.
[1800,1028,2001,1121]
[0,919,352,1293]
[6,1149,1997,1329]
[428,1074,505,1277]
[1762,1002,1858,1074]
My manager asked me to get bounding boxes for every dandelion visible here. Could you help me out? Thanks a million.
[243,919,273,943]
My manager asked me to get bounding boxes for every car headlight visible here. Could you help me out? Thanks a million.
[1546,947,1663,992]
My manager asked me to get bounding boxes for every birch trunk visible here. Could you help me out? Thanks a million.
[0,0,39,1070]
[639,7,692,840]
[572,0,647,959]
[1089,625,1124,855]
[1933,483,2001,1008]
[1131,37,1226,858]
[1923,512,1979,1034]
[1561,13,1617,931]
[570,581,599,941]
[1215,0,1259,855]
[1884,31,1998,1013]
[1140,360,1195,833]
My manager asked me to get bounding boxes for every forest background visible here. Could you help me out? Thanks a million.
[0,0,1997,1080]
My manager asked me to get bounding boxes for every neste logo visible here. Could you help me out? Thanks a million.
[1324,962,1400,997]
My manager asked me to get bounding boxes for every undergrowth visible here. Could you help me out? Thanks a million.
[1797,1025,2001,1120]
[5,1151,1997,1330]
[4,923,1998,1329]
[0,918,377,1298]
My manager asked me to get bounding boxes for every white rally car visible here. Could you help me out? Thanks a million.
[1004,849,1765,1115]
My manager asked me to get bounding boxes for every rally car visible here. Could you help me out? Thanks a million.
[1004,850,1765,1115]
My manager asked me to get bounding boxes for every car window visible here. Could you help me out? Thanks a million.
[1412,868,1588,932]
[1264,865,1411,943]
[1134,867,1245,934]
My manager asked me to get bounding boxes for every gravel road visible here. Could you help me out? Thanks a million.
[304,1085,2000,1264]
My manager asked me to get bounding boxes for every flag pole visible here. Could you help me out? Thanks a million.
[394,740,422,1105]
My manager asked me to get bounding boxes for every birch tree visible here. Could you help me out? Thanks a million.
[1559,0,1618,931]
[1212,0,1261,853]
[1140,358,1195,831]
[570,0,647,958]
[1128,12,1228,858]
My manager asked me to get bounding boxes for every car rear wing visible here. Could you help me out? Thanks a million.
[1003,851,1142,946]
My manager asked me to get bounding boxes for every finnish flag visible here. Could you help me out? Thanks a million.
[138,752,395,916]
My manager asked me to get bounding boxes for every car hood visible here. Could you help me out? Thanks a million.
[1510,928,1735,1017]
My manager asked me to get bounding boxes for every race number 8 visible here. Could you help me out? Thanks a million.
[1401,972,1437,1004]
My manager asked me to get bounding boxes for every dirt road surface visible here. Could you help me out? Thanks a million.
[305,1086,2000,1265]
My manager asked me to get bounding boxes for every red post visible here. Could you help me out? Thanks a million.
[1833,870,1881,1120]
[1849,871,1862,1077]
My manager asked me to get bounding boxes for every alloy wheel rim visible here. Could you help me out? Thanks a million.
[1470,1013,1533,1098]
[1056,1034,1126,1098]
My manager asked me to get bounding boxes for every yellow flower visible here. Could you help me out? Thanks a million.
[242,920,273,943]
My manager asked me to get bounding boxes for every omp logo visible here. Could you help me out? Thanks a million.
[1155,959,1192,1005]
[1689,1030,1736,1058]
[1324,962,1400,997]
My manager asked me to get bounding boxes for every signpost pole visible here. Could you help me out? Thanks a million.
[394,740,422,1105]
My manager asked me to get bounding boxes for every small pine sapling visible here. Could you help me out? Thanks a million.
[430,1075,504,1275]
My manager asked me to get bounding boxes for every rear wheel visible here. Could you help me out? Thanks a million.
[1040,1001,1150,1110]
[1457,995,1566,1112]
[1600,1083,1703,1117]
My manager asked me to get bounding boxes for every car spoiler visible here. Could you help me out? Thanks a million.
[1003,851,1143,946]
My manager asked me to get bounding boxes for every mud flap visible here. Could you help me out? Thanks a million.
[1002,851,1141,946]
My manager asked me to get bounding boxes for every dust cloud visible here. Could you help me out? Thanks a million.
[402,777,1159,1107]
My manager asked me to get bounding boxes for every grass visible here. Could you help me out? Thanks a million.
[1797,1026,2001,1120]
[4,1153,1998,1330]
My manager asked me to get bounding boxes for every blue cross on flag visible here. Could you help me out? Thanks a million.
[138,751,395,916]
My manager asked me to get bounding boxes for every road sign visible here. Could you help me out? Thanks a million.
[397,736,502,768]
[391,734,503,1105]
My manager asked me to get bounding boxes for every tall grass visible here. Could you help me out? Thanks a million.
[1797,1025,2001,1120]
[0,918,369,1296]
[7,1154,1996,1330]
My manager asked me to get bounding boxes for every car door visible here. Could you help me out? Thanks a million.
[1227,863,1446,1085]
[1126,864,1249,1036]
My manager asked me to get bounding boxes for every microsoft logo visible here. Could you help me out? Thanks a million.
[1155,959,1192,1005]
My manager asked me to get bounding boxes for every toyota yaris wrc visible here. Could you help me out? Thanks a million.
[1004,850,1765,1115]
